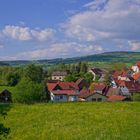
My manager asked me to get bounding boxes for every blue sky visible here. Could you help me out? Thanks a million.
[0,0,140,60]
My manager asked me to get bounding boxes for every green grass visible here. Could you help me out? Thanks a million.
[1,102,140,140]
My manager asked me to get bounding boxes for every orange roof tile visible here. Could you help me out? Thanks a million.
[107,95,127,102]
[47,83,57,91]
[133,73,140,80]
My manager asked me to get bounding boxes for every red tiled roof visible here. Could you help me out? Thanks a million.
[115,80,140,93]
[133,73,140,80]
[107,95,127,102]
[51,90,78,96]
[113,70,128,79]
[113,71,121,79]
[47,83,57,91]
[78,89,91,98]
[47,81,79,91]
[94,83,106,91]
[115,80,126,87]
[135,61,140,67]
[75,78,84,85]
[58,81,79,90]
[125,81,140,92]
[106,88,120,96]
[121,70,128,77]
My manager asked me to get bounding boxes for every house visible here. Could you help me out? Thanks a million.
[51,71,69,81]
[107,95,128,102]
[0,90,12,102]
[79,89,107,102]
[75,78,89,91]
[114,80,140,96]
[47,81,79,91]
[47,80,60,83]
[47,81,79,102]
[78,89,91,101]
[94,83,107,94]
[132,61,140,74]
[88,68,106,81]
[112,70,130,81]
[51,90,78,102]
[132,73,140,82]
[106,87,121,97]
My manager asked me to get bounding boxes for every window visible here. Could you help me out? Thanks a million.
[97,98,102,102]
[60,95,63,99]
[92,98,96,102]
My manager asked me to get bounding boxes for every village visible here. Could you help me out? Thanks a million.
[0,61,140,103]
[47,61,140,102]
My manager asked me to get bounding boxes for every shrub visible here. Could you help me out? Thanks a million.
[132,93,140,101]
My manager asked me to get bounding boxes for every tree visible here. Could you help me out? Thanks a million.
[41,83,51,102]
[84,73,93,84]
[13,78,46,103]
[89,83,95,92]
[64,74,77,82]
[25,64,43,83]
[104,72,111,85]
[80,62,88,73]
[6,73,20,86]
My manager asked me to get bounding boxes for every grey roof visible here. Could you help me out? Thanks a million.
[52,71,68,76]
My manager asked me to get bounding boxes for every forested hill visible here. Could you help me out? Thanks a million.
[0,62,9,66]
[1,51,140,66]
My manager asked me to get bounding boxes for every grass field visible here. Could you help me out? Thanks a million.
[1,102,140,140]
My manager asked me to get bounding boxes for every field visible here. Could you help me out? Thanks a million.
[0,102,140,140]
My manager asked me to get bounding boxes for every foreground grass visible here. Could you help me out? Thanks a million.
[0,102,140,140]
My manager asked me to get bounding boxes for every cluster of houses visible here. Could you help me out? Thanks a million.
[47,61,140,102]
[1,61,140,103]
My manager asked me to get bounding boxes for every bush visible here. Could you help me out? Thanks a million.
[132,93,140,101]
[24,64,43,83]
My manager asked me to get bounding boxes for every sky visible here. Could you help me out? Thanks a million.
[0,0,140,60]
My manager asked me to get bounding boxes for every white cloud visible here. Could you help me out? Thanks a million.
[63,0,140,43]
[8,42,103,60]
[129,41,140,51]
[31,28,55,41]
[3,25,32,41]
[2,25,55,41]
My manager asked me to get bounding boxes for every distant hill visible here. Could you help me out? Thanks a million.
[41,51,140,64]
[1,51,140,66]
[62,51,140,63]
[0,62,9,66]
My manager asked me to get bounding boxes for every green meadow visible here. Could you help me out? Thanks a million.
[1,102,140,140]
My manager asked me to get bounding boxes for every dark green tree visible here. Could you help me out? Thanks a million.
[6,73,20,86]
[64,74,77,82]
[25,64,43,83]
[84,73,93,84]
[13,78,45,103]
[80,62,88,73]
